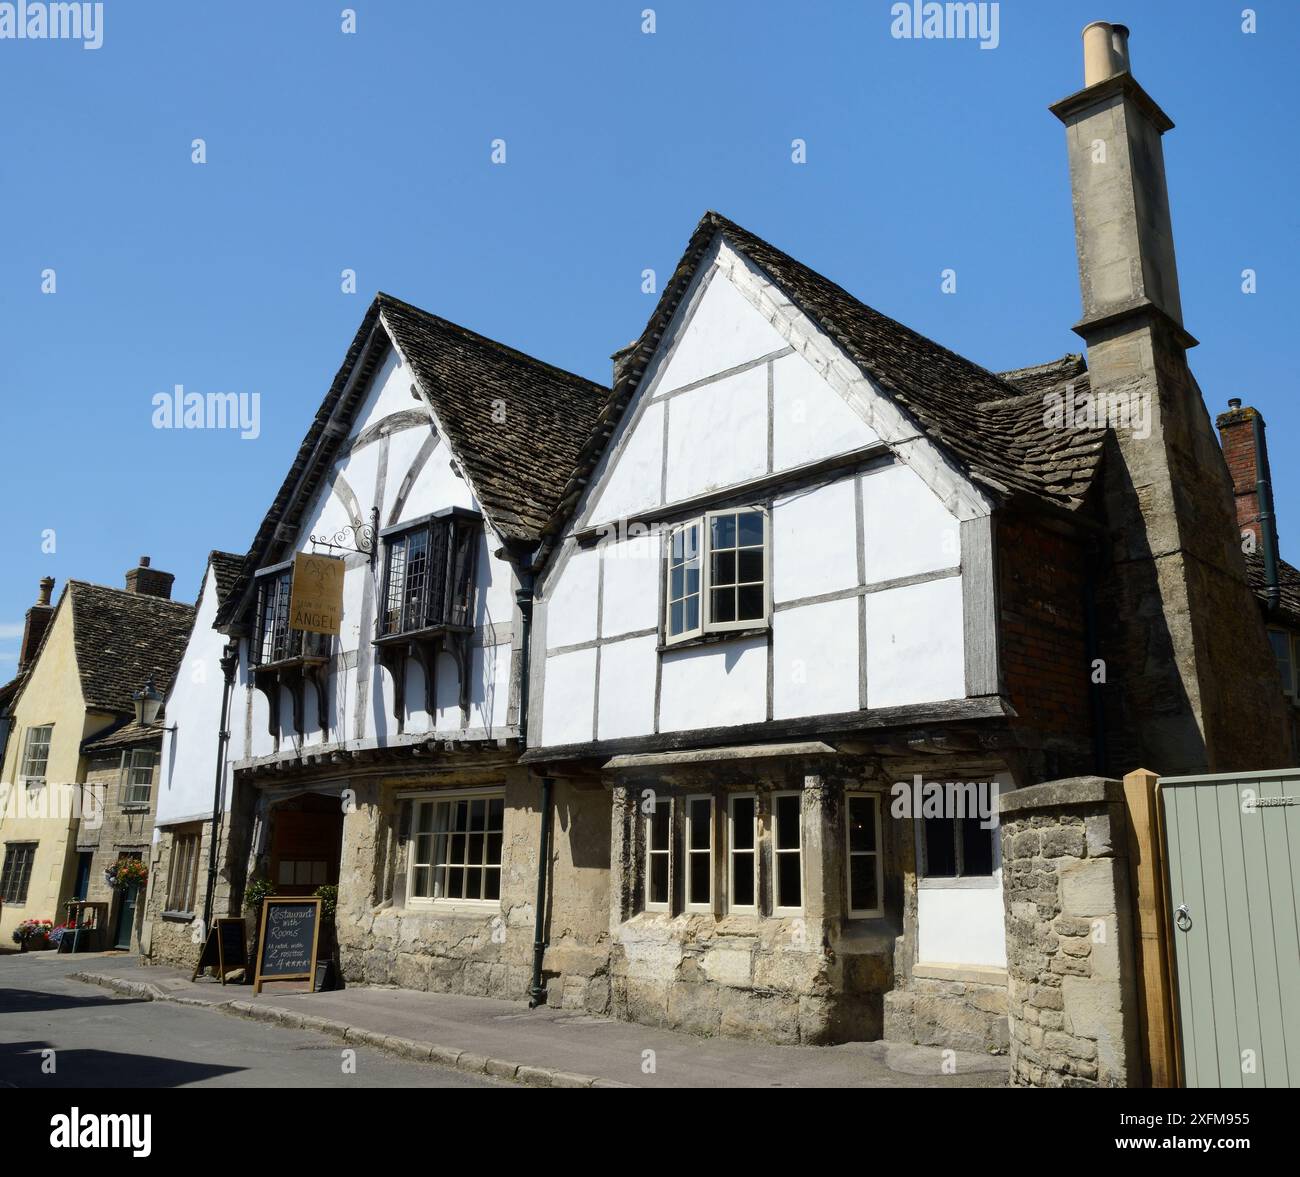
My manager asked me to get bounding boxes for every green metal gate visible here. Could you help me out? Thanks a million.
[1161,768,1300,1088]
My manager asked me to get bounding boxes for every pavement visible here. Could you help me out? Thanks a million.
[3,949,1009,1088]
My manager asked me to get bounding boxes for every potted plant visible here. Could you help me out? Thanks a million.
[313,884,339,991]
[12,919,53,951]
[241,877,276,982]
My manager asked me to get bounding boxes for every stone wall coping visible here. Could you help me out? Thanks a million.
[997,775,1122,815]
[912,962,1008,986]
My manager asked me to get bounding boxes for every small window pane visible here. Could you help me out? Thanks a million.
[850,857,878,912]
[712,588,736,623]
[685,596,700,630]
[737,512,764,547]
[775,794,801,850]
[961,819,995,876]
[689,853,710,904]
[649,854,669,904]
[484,869,501,901]
[777,852,801,908]
[712,550,736,586]
[738,549,764,583]
[736,584,764,621]
[924,818,957,877]
[731,797,755,850]
[731,853,755,907]
[848,796,877,853]
[711,514,736,548]
[688,799,710,849]
[650,805,670,850]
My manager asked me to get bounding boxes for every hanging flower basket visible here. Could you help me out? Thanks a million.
[103,860,148,891]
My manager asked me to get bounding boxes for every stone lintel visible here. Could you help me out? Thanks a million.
[998,775,1123,816]
[602,741,836,773]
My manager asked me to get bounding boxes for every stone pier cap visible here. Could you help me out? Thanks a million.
[997,775,1124,816]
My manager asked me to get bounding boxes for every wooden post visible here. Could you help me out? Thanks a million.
[1122,768,1179,1087]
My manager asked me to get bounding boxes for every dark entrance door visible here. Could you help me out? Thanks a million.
[269,793,344,897]
[72,852,92,900]
[112,853,143,950]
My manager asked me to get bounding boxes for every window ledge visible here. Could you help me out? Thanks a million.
[401,902,501,917]
[659,626,768,654]
[918,873,1001,890]
[122,805,152,814]
[161,910,196,923]
[913,961,1008,986]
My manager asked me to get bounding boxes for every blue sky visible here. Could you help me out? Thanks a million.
[1,0,1295,671]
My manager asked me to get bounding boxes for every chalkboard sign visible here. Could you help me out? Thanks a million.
[192,918,249,984]
[253,898,322,994]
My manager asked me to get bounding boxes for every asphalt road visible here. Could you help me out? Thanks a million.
[0,953,503,1089]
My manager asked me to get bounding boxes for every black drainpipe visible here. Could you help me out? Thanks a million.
[1253,412,1281,611]
[201,641,240,933]
[1083,538,1108,776]
[514,565,552,1008]
[528,775,554,1007]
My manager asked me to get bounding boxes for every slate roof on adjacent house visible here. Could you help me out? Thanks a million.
[82,718,165,754]
[217,296,609,626]
[544,212,1106,554]
[67,581,195,714]
[1246,552,1300,629]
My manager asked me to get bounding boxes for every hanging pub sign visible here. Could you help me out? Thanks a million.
[289,553,344,636]
[191,918,248,984]
[253,897,322,994]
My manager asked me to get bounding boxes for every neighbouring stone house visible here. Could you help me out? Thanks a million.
[0,562,193,950]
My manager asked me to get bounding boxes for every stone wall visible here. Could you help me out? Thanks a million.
[999,776,1140,1087]
[331,768,612,1010]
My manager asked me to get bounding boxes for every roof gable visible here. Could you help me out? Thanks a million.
[218,295,609,626]
[543,212,1105,559]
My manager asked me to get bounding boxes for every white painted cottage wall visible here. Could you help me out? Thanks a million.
[238,339,517,764]
[155,562,231,830]
[534,235,985,748]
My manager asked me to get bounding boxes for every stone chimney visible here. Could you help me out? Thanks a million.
[124,556,175,600]
[18,576,56,671]
[1052,24,1289,773]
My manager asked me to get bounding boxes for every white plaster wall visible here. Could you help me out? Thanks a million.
[600,531,661,638]
[546,547,599,650]
[658,637,767,733]
[653,268,787,394]
[864,575,965,709]
[772,349,879,471]
[664,366,768,503]
[597,635,658,740]
[771,479,858,603]
[863,462,961,584]
[587,400,664,527]
[917,880,1007,967]
[348,347,407,436]
[156,564,229,826]
[772,597,859,719]
[540,648,597,746]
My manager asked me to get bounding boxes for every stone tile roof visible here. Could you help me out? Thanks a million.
[1246,551,1300,630]
[217,296,608,625]
[82,719,164,754]
[543,212,1106,556]
[209,550,244,607]
[67,581,195,714]
[378,294,610,544]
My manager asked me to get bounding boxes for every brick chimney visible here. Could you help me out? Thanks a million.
[1217,398,1280,609]
[1052,23,1289,772]
[124,556,175,600]
[18,576,56,671]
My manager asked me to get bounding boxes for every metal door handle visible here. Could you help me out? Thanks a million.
[1175,903,1193,932]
